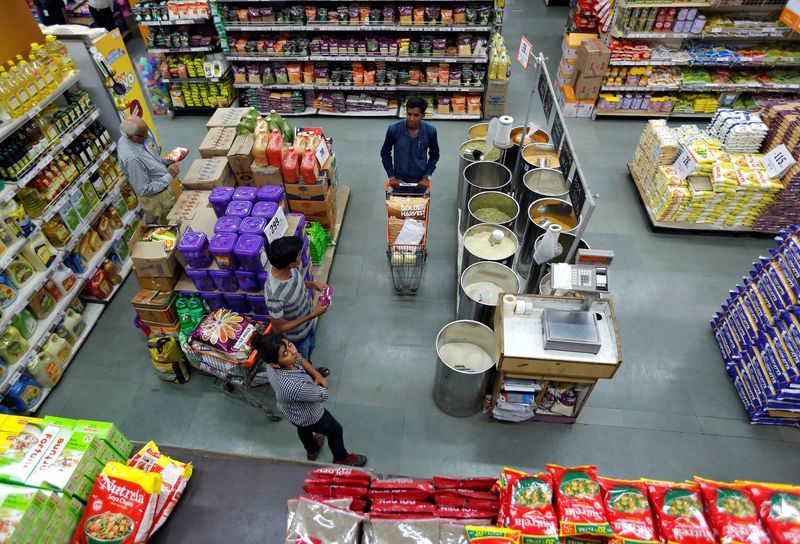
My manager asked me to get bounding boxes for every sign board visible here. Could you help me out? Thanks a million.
[537,69,549,104]
[569,169,587,219]
[517,36,533,70]
[315,140,331,169]
[264,206,289,243]
[550,115,565,151]
[673,148,698,180]
[760,144,796,179]
[560,142,575,180]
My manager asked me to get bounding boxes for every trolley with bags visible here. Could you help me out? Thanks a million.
[385,182,431,295]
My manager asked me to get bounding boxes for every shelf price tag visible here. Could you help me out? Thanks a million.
[673,148,698,180]
[264,207,289,244]
[760,144,796,179]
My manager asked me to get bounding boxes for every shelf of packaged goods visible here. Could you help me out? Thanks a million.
[79,207,140,281]
[594,109,717,117]
[82,258,133,304]
[601,85,681,91]
[0,252,65,334]
[610,59,690,66]
[223,23,492,32]
[227,54,488,63]
[39,144,117,225]
[611,26,796,39]
[24,301,107,414]
[161,71,231,83]
[610,58,800,67]
[138,18,212,26]
[2,108,100,188]
[603,83,800,92]
[617,0,712,7]
[399,105,482,119]
[317,108,399,116]
[0,73,82,146]
[147,45,217,53]
[236,83,482,91]
[255,107,319,116]
[236,83,314,90]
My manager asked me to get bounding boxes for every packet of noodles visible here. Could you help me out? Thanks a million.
[505,471,558,544]
[466,526,521,543]
[695,478,770,544]
[741,481,800,544]
[646,480,715,544]
[598,477,658,544]
[547,465,613,537]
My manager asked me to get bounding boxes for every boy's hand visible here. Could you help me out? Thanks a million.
[314,375,329,389]
[308,282,327,292]
[312,304,329,317]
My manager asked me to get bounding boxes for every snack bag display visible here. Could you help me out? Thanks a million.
[598,477,659,544]
[72,462,162,544]
[285,497,363,544]
[502,471,558,544]
[466,526,521,543]
[695,478,770,544]
[646,480,715,544]
[743,481,800,544]
[546,465,613,537]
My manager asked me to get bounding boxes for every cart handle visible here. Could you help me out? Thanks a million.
[385,181,432,198]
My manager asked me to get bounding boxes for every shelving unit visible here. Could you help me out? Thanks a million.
[226,54,487,63]
[0,74,82,145]
[139,18,213,26]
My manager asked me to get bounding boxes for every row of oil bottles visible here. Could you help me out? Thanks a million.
[0,36,78,124]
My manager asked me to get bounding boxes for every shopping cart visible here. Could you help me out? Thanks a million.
[181,334,282,422]
[386,182,430,296]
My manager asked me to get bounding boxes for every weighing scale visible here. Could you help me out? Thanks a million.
[542,249,614,354]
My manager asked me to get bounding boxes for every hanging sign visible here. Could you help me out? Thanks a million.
[673,148,698,180]
[517,36,533,70]
[760,144,796,179]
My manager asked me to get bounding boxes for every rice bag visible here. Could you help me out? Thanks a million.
[505,471,559,544]
[367,518,440,543]
[466,526,521,543]
[695,478,770,544]
[546,465,613,538]
[437,506,496,520]
[647,481,715,544]
[371,478,435,493]
[371,499,437,514]
[286,496,352,534]
[71,462,162,544]
[308,466,372,484]
[285,497,363,544]
[598,477,658,544]
[743,481,800,544]
[303,482,368,498]
[369,489,432,501]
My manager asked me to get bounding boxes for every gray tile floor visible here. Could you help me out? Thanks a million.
[40,0,800,482]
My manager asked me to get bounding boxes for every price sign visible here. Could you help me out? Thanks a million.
[264,207,289,244]
[550,115,565,150]
[760,144,796,179]
[537,69,549,104]
[559,142,574,179]
[517,36,533,70]
[315,140,331,169]
[569,169,587,219]
[542,86,554,124]
[672,148,698,180]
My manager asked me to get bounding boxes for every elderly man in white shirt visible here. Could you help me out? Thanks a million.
[117,116,181,223]
[88,0,116,31]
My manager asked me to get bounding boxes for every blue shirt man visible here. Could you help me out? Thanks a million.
[381,97,440,193]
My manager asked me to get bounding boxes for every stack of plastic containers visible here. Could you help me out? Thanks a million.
[176,187,311,320]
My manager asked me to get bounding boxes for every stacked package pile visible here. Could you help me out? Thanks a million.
[629,120,684,220]
[707,110,768,153]
[239,89,312,114]
[754,101,800,232]
[711,226,800,425]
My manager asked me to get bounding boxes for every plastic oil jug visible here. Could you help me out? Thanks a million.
[28,287,55,319]
[301,148,318,184]
[53,265,77,294]
[43,216,70,247]
[6,256,35,288]
[11,308,37,340]
[22,231,56,271]
[86,269,112,300]
[102,259,122,285]
[0,325,30,364]
[28,352,61,388]
[44,279,65,302]
[42,333,70,365]
[55,324,75,346]
[5,372,41,411]
[63,308,86,341]
[267,129,284,167]
[282,146,299,183]
[0,272,17,309]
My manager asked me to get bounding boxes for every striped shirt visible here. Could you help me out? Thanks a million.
[265,361,327,426]
[264,266,314,342]
[117,136,172,197]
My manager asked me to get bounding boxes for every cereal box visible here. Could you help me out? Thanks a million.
[26,430,105,502]
[0,423,62,485]
[75,421,133,459]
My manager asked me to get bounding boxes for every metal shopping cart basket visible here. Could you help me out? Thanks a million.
[181,334,282,422]
[386,183,430,295]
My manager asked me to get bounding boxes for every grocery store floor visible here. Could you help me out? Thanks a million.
[41,0,800,482]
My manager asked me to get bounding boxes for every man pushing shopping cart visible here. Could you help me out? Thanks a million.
[380,97,439,294]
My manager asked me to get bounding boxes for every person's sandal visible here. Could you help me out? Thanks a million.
[307,435,326,461]
[317,367,331,377]
[333,453,367,467]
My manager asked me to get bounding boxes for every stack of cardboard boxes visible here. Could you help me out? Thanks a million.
[556,33,610,118]
[484,79,509,119]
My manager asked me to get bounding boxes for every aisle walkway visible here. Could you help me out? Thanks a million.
[42,0,800,482]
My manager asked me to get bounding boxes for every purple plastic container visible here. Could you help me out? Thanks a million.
[258,271,268,290]
[201,292,226,311]
[286,213,305,236]
[239,216,267,238]
[224,293,251,314]
[256,185,284,204]
[301,237,310,267]
[234,234,267,273]
[234,270,260,292]
[177,231,213,268]
[226,200,252,218]
[233,186,258,203]
[209,269,239,292]
[209,187,235,217]
[214,216,241,235]
[186,269,215,291]
[251,201,278,222]
[247,295,268,315]
[209,233,239,270]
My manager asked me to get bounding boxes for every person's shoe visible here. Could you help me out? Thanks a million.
[317,367,331,377]
[333,453,367,467]
[306,435,326,461]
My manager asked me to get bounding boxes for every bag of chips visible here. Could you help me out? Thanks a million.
[695,478,770,544]
[466,526,521,543]
[742,481,800,544]
[598,477,658,544]
[547,465,613,537]
[647,480,715,544]
[71,462,162,544]
[504,471,559,544]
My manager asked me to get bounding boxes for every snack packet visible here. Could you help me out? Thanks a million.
[598,477,658,544]
[695,478,770,544]
[546,465,613,537]
[505,471,559,544]
[647,480,715,544]
[742,481,800,544]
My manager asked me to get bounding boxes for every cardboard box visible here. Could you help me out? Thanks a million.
[25,430,104,501]
[284,178,330,200]
[183,157,235,190]
[575,38,611,76]
[0,484,46,542]
[573,72,603,99]
[206,107,251,129]
[559,85,596,118]
[0,423,62,485]
[561,31,597,59]
[485,79,509,105]
[75,420,133,459]
[559,57,576,76]
[133,266,182,291]
[227,134,255,174]
[199,127,237,159]
[131,289,178,325]
[234,170,255,186]
[556,68,575,92]
[251,162,284,187]
[130,223,179,278]
[166,190,211,223]
[483,102,506,119]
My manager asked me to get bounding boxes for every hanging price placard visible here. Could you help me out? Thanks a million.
[569,169,587,219]
[315,140,331,169]
[550,115,565,150]
[673,148,698,180]
[760,144,796,179]
[560,142,574,179]
[264,207,289,243]
[537,70,549,103]
[517,36,533,70]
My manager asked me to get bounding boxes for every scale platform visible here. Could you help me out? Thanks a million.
[542,308,602,354]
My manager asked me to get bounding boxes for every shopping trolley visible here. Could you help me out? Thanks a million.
[386,182,430,296]
[181,333,282,422]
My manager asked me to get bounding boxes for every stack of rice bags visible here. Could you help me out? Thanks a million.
[707,110,769,153]
[630,119,679,183]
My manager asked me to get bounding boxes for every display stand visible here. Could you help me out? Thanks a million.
[311,185,351,286]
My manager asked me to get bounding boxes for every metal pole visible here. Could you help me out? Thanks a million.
[565,199,594,263]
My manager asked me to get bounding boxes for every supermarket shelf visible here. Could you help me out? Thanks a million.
[610,58,800,67]
[26,301,107,414]
[227,54,310,61]
[601,85,681,92]
[0,73,81,145]
[0,253,65,334]
[216,0,487,2]
[610,59,689,66]
[235,83,314,90]
[602,84,800,93]
[610,25,796,39]
[161,71,231,83]
[83,258,133,303]
[317,109,398,116]
[617,0,711,7]
[400,105,482,119]
[226,54,488,63]
[147,45,217,53]
[236,83,482,92]
[258,107,319,116]
[2,108,100,188]
[223,23,492,32]
[0,186,15,206]
[594,110,717,117]
[79,207,140,280]
[138,18,211,26]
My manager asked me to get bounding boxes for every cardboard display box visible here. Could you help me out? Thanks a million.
[559,85,596,118]
[561,32,597,59]
[200,127,237,158]
[183,157,235,190]
[483,102,506,119]
[284,177,330,200]
[573,72,603,100]
[227,134,255,174]
[206,107,251,129]
[131,289,178,325]
[575,38,611,77]
[251,162,284,187]
[234,170,256,186]
[166,190,211,223]
[133,266,182,291]
[130,223,180,278]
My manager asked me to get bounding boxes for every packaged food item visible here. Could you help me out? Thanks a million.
[695,478,770,544]
[547,465,613,537]
[28,286,55,319]
[0,325,30,364]
[744,481,800,544]
[190,308,258,359]
[29,351,62,387]
[4,371,41,412]
[647,480,715,544]
[598,477,659,543]
[11,308,37,339]
[22,231,56,271]
[285,497,364,544]
[466,526,521,543]
[499,469,558,544]
[6,256,35,287]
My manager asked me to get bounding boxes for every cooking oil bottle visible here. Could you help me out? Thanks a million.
[29,45,57,92]
[45,35,77,79]
[32,41,61,85]
[16,55,46,98]
[11,59,40,105]
[0,70,23,118]
[5,65,32,113]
